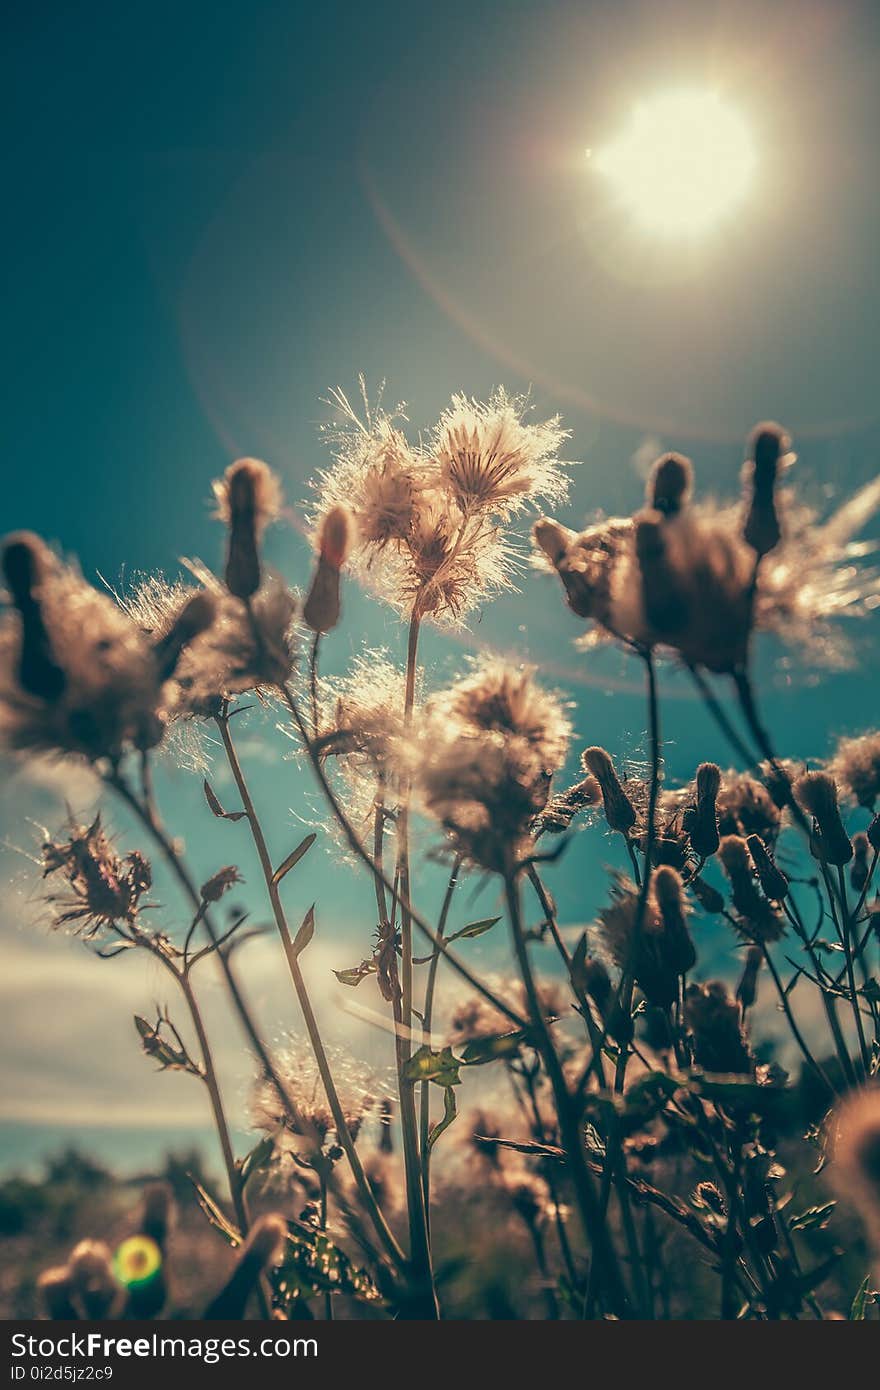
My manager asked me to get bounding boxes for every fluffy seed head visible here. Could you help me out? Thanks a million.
[828,731,880,810]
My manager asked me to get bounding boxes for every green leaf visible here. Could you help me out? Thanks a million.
[460,1030,527,1065]
[291,905,315,957]
[333,960,377,988]
[788,1202,836,1233]
[272,834,316,886]
[203,779,246,822]
[272,1225,384,1310]
[402,1044,461,1087]
[428,1086,458,1151]
[850,1274,874,1320]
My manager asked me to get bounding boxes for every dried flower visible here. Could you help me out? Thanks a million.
[851,833,870,893]
[41,816,151,939]
[429,389,570,519]
[200,865,244,903]
[250,1045,375,1157]
[718,835,784,941]
[684,981,753,1074]
[794,771,853,866]
[682,761,722,859]
[213,457,282,600]
[828,731,880,810]
[537,773,601,833]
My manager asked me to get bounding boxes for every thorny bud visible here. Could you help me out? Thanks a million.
[646,452,693,517]
[653,866,697,975]
[200,865,243,903]
[736,944,763,1011]
[746,833,789,901]
[204,1214,288,1320]
[151,591,216,683]
[794,771,853,866]
[582,746,636,834]
[218,457,279,600]
[743,421,791,558]
[684,761,722,859]
[851,832,870,893]
[635,509,687,636]
[1,531,66,700]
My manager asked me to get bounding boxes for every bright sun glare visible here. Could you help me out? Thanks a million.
[594,89,756,237]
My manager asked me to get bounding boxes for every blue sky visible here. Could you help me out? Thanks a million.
[2,0,879,1173]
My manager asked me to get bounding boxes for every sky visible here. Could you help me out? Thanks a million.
[2,0,879,1175]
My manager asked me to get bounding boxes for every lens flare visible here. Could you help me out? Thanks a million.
[594,89,756,236]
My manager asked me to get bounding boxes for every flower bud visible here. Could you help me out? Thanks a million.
[743,422,791,558]
[719,834,783,939]
[689,875,725,914]
[794,771,853,866]
[1,531,66,700]
[533,517,576,567]
[646,452,693,516]
[200,865,243,903]
[653,866,697,975]
[582,746,636,834]
[152,591,216,682]
[215,458,281,600]
[635,509,687,636]
[851,832,870,893]
[684,761,721,859]
[746,833,789,901]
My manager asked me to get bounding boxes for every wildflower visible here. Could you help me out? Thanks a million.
[716,769,782,846]
[830,1087,880,1251]
[302,504,355,635]
[532,515,632,626]
[742,422,792,558]
[828,731,880,809]
[429,389,570,519]
[652,866,697,975]
[745,833,789,902]
[684,981,753,1074]
[718,835,783,941]
[582,746,637,834]
[41,816,151,939]
[213,457,282,600]
[793,771,853,866]
[316,651,409,813]
[682,761,721,859]
[736,944,763,1011]
[0,534,170,760]
[596,873,687,1009]
[409,660,571,871]
[249,1046,375,1157]
[200,865,244,903]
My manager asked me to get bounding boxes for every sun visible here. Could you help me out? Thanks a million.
[593,89,756,237]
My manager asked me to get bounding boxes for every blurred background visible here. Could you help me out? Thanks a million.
[2,0,879,1189]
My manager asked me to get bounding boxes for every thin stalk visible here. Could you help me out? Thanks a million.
[420,856,461,1212]
[783,897,856,1086]
[835,864,870,1075]
[503,863,631,1320]
[214,714,406,1272]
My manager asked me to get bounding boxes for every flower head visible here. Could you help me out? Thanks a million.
[41,815,151,939]
[828,731,880,810]
[212,457,283,600]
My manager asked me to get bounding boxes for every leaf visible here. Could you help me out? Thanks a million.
[333,961,377,988]
[477,1136,565,1161]
[447,916,501,944]
[291,905,315,957]
[134,1014,202,1078]
[272,833,316,886]
[402,1044,461,1087]
[788,1202,836,1233]
[460,1029,527,1065]
[850,1274,874,1320]
[428,1086,458,1151]
[203,779,246,822]
[191,1178,241,1246]
[238,1135,275,1188]
[272,1224,384,1310]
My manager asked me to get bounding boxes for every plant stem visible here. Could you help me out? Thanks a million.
[420,856,461,1214]
[214,713,407,1272]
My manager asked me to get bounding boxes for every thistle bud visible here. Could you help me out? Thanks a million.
[533,517,575,567]
[746,833,789,902]
[214,457,281,600]
[582,746,636,834]
[302,506,354,635]
[851,832,870,893]
[1,531,66,700]
[794,771,853,866]
[653,866,697,975]
[719,834,782,939]
[684,762,721,859]
[635,509,687,636]
[685,980,753,1074]
[200,865,243,903]
[689,875,725,914]
[152,591,216,682]
[743,422,791,558]
[736,944,763,1011]
[646,452,693,516]
[204,1214,288,1319]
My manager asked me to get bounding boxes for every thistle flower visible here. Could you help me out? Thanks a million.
[249,1045,375,1158]
[746,833,789,902]
[596,873,688,1009]
[429,389,571,519]
[718,835,784,942]
[537,773,601,833]
[315,651,410,821]
[409,660,571,871]
[682,761,722,859]
[200,865,244,903]
[652,866,697,975]
[684,981,753,1074]
[532,515,632,626]
[302,504,355,635]
[582,746,637,834]
[742,422,793,558]
[828,731,880,809]
[213,457,282,600]
[716,769,782,846]
[0,534,170,760]
[830,1087,880,1253]
[41,815,151,939]
[793,771,853,866]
